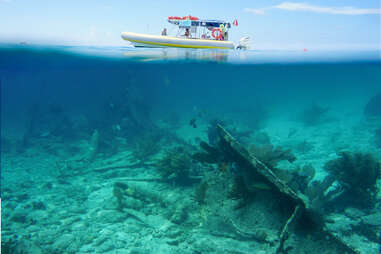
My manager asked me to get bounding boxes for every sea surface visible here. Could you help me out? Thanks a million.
[1,45,381,254]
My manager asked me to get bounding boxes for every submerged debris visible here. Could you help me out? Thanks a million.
[193,124,380,254]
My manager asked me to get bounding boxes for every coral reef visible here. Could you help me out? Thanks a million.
[324,151,381,208]
[277,164,316,194]
[364,92,381,118]
[248,144,296,169]
[113,182,129,211]
[192,141,222,164]
[207,119,254,145]
[155,147,194,183]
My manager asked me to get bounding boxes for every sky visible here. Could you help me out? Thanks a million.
[0,0,380,50]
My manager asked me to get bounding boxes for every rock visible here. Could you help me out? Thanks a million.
[10,209,28,223]
[362,212,381,226]
[344,207,366,219]
[53,233,75,251]
[169,204,187,224]
[165,228,183,239]
[115,250,130,254]
[27,225,40,232]
[129,248,150,254]
[97,240,114,253]
[94,235,109,246]
[81,233,96,245]
[32,201,46,210]
[95,210,127,224]
[324,213,359,232]
[124,197,143,210]
[12,239,43,254]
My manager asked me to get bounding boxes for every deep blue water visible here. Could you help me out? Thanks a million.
[1,45,381,253]
[1,45,380,135]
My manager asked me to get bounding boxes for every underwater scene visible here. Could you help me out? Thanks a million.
[1,46,381,254]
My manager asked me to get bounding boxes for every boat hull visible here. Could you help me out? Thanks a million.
[121,32,234,49]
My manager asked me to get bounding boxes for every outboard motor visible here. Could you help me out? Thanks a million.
[236,36,251,50]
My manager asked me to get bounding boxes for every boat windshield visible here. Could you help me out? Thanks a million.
[167,17,231,40]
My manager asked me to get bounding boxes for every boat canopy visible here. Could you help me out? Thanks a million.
[168,17,231,28]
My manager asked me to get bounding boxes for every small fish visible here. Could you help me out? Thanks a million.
[189,118,197,128]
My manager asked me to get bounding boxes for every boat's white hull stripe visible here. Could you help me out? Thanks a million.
[121,32,234,49]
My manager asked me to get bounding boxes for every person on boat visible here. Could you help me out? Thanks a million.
[219,24,226,40]
[161,28,167,36]
[184,28,190,38]
[223,24,229,41]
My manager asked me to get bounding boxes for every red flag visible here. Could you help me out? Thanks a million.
[233,19,238,26]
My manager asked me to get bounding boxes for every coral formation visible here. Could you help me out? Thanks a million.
[155,147,193,183]
[248,144,296,169]
[277,164,316,194]
[324,151,381,208]
[192,141,222,164]
[303,175,338,213]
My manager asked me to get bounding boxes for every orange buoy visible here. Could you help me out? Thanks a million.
[211,28,223,40]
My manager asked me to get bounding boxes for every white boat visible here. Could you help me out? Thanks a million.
[121,16,249,50]
[121,32,234,49]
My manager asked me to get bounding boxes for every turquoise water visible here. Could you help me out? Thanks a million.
[1,46,381,253]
